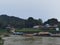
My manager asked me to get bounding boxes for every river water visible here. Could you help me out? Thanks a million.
[3,35,60,45]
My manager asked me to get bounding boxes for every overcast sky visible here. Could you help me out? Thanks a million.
[0,0,60,21]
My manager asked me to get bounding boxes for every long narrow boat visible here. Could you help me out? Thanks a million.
[23,34,33,37]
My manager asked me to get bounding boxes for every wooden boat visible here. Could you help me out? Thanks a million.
[23,34,33,37]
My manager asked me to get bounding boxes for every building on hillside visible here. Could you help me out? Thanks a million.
[6,25,15,33]
[33,25,40,29]
[33,25,44,29]
[10,27,15,33]
[44,24,60,32]
[56,27,59,31]
[44,24,58,28]
[44,24,51,28]
[6,25,11,33]
[33,24,60,33]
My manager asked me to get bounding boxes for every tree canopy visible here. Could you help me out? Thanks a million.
[44,18,58,25]
[0,14,43,29]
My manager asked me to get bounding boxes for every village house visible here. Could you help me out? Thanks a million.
[6,25,16,33]
[33,24,59,32]
[33,25,44,29]
[44,24,59,30]
[33,25,40,29]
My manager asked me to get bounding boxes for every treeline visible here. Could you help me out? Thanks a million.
[0,14,60,29]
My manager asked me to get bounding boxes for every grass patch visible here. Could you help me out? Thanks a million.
[0,29,7,35]
[16,28,43,33]
[16,28,60,33]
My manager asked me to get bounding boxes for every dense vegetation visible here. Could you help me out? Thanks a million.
[0,14,60,33]
[0,14,42,29]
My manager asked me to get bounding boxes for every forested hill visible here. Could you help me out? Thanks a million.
[0,14,42,29]
[0,14,25,28]
[0,14,59,29]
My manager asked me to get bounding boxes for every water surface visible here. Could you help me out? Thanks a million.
[3,35,60,45]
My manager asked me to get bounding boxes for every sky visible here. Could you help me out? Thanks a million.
[0,0,60,22]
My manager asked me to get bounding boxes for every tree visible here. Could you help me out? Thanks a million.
[25,17,34,28]
[0,14,43,28]
[36,18,43,25]
[44,18,58,25]
[25,17,43,28]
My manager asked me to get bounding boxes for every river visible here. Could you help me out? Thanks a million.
[2,35,60,45]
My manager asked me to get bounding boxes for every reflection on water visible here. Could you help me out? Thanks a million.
[3,35,60,45]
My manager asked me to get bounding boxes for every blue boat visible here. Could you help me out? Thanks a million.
[13,32,24,35]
